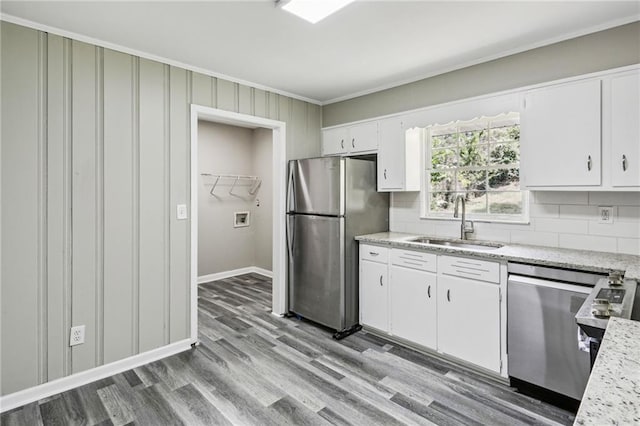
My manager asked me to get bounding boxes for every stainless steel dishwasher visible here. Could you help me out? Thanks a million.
[507,263,605,401]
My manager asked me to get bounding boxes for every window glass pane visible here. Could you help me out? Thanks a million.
[430,192,455,213]
[490,124,520,143]
[489,142,519,165]
[459,142,488,167]
[432,148,458,169]
[459,126,488,146]
[431,125,458,148]
[489,191,523,214]
[464,191,488,214]
[430,170,455,192]
[488,168,520,190]
[457,170,487,191]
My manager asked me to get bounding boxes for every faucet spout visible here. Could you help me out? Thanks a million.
[453,194,474,240]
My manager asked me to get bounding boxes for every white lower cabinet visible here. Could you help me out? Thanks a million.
[390,265,437,349]
[360,244,504,375]
[437,275,501,373]
[360,258,389,332]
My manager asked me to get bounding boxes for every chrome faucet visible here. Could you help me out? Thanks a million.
[453,194,474,240]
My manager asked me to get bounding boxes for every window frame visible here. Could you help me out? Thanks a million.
[419,113,530,224]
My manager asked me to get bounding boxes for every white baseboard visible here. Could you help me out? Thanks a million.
[0,338,193,413]
[198,266,273,284]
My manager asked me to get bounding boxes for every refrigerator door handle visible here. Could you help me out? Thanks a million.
[286,215,294,261]
[287,161,295,212]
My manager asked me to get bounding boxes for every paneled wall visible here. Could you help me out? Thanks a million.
[0,21,321,396]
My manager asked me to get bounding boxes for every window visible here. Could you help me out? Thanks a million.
[423,112,528,222]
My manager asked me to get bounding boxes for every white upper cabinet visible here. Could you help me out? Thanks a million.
[610,72,640,187]
[322,122,377,156]
[322,127,349,156]
[521,79,602,187]
[377,117,421,192]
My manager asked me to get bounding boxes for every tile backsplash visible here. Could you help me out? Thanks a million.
[390,191,640,255]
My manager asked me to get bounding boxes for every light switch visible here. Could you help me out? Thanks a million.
[176,204,188,220]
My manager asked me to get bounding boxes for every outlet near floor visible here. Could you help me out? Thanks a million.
[69,325,85,346]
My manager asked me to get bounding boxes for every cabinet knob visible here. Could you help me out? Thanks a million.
[352,138,355,148]
[587,155,592,171]
[447,289,451,302]
[427,285,431,299]
[622,154,628,172]
[340,139,344,149]
[379,275,383,286]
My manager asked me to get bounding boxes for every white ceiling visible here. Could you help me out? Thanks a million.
[2,1,638,104]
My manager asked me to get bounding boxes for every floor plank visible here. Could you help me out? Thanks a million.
[2,274,576,425]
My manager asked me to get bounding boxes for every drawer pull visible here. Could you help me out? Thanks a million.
[401,261,423,267]
[427,285,431,299]
[455,260,482,267]
[369,252,379,256]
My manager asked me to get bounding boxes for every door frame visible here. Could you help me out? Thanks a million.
[189,104,287,342]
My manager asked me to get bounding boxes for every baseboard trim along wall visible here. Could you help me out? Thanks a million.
[197,266,273,284]
[0,338,193,413]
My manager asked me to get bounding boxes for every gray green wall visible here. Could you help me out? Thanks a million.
[0,21,321,396]
[323,21,640,126]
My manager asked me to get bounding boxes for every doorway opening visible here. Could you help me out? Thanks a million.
[189,105,287,342]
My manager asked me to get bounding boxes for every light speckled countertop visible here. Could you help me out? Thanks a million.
[356,232,640,280]
[574,317,640,425]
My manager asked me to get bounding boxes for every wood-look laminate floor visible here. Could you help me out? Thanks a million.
[2,273,576,425]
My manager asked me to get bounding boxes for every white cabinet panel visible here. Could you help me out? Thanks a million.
[322,127,348,156]
[522,79,601,187]
[360,244,389,263]
[611,72,640,187]
[349,121,378,153]
[360,259,389,332]
[377,118,421,192]
[437,275,501,372]
[390,265,437,349]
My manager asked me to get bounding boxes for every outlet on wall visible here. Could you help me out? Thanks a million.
[598,206,616,224]
[70,325,85,346]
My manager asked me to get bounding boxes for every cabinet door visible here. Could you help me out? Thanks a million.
[437,275,500,372]
[322,127,348,156]
[360,259,389,332]
[378,118,405,190]
[611,72,640,187]
[349,122,378,153]
[390,265,437,349]
[522,79,601,187]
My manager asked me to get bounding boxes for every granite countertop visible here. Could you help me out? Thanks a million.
[574,317,640,425]
[356,232,640,280]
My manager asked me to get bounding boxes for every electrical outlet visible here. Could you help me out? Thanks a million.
[598,206,615,224]
[70,325,85,346]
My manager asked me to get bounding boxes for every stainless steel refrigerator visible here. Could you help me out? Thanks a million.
[287,157,389,338]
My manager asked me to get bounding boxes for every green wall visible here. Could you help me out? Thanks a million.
[323,21,640,126]
[0,21,321,396]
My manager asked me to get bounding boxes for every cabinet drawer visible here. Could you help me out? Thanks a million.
[390,249,436,272]
[360,244,388,263]
[438,255,500,284]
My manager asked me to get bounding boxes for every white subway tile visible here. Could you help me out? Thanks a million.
[392,192,420,204]
[530,203,559,218]
[510,231,559,247]
[559,204,599,219]
[535,218,588,234]
[559,234,617,253]
[617,238,640,256]
[471,226,511,243]
[618,206,640,222]
[434,221,462,238]
[588,221,640,239]
[403,220,437,235]
[532,191,588,205]
[588,192,640,206]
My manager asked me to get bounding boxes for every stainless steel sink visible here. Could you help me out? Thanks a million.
[408,237,503,251]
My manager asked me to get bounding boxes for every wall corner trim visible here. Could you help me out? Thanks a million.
[0,339,193,413]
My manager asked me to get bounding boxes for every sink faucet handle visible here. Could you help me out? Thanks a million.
[464,220,474,235]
